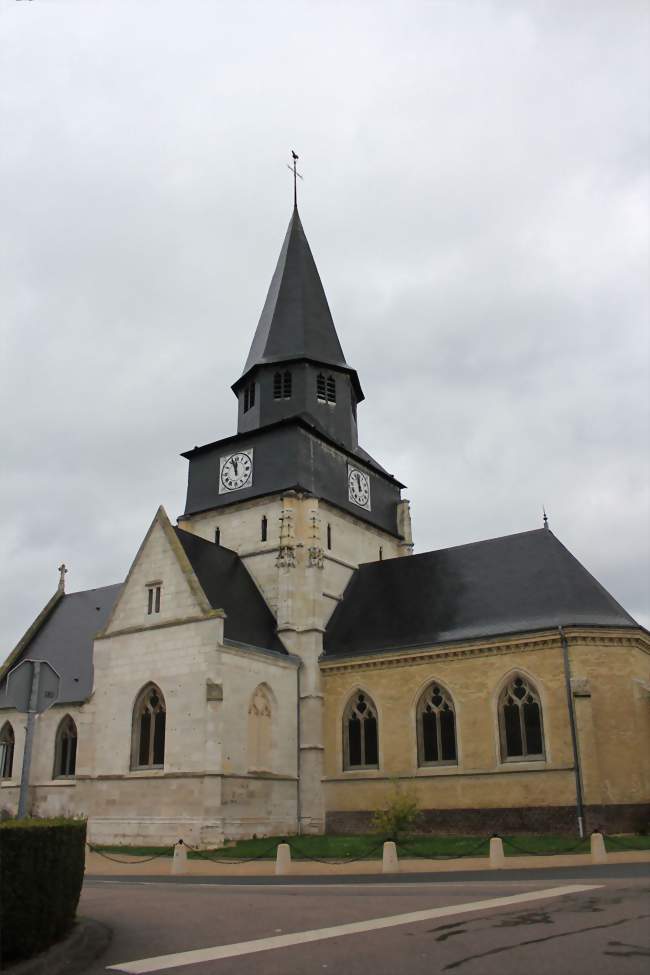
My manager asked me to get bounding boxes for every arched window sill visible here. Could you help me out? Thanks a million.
[129,767,165,777]
[52,776,77,783]
[0,779,18,787]
[342,766,381,775]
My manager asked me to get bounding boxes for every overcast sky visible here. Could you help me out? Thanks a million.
[1,0,648,659]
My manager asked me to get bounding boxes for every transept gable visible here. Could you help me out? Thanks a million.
[99,506,214,637]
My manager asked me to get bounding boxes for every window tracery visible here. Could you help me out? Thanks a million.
[417,683,457,766]
[344,691,378,769]
[499,675,545,760]
[132,684,166,769]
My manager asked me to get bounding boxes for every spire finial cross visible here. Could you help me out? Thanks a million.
[543,507,549,529]
[287,150,303,208]
[58,562,67,592]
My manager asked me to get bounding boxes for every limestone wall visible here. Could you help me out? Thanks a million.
[321,628,650,832]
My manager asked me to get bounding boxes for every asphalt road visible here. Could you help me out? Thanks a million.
[80,863,650,975]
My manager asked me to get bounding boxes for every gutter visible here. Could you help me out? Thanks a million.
[558,625,586,837]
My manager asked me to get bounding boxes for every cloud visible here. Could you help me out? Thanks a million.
[1,0,648,657]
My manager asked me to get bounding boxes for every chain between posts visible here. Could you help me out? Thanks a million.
[286,839,386,865]
[603,833,649,852]
[499,835,590,857]
[87,842,173,864]
[395,837,488,860]
[181,838,281,864]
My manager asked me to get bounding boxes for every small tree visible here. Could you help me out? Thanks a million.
[372,780,420,840]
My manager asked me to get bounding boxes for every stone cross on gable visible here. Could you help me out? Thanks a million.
[58,563,68,592]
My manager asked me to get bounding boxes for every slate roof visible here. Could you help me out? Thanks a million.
[238,207,363,397]
[0,585,122,708]
[324,529,639,657]
[174,528,285,653]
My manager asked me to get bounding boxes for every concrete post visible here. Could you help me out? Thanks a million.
[489,836,505,869]
[590,831,607,864]
[275,842,292,876]
[172,842,188,875]
[382,841,399,874]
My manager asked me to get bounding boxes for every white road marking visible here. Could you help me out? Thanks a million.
[107,883,600,973]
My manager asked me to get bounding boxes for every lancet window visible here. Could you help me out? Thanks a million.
[417,683,457,766]
[0,722,14,779]
[344,691,379,769]
[147,584,161,615]
[54,715,77,777]
[499,675,545,760]
[132,684,166,769]
[261,515,268,541]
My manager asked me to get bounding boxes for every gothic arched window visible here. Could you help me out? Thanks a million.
[273,372,282,399]
[54,715,77,778]
[282,370,292,398]
[326,375,336,403]
[316,373,326,401]
[417,683,457,766]
[247,684,272,770]
[499,675,545,761]
[132,684,166,769]
[344,691,379,769]
[0,722,14,779]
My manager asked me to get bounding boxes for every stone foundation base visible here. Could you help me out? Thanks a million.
[325,803,650,835]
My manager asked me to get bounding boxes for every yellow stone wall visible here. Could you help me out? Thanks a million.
[321,628,650,817]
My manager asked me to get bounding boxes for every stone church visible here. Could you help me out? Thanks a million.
[1,204,648,845]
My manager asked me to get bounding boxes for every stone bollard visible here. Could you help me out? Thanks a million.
[489,835,505,869]
[590,831,607,864]
[382,840,399,874]
[275,842,292,876]
[172,840,188,875]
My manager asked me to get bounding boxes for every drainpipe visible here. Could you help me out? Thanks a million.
[296,662,302,836]
[558,626,585,838]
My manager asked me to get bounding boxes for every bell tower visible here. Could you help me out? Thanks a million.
[178,194,413,833]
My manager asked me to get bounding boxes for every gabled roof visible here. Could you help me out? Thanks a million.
[237,208,362,398]
[324,529,639,657]
[174,529,285,653]
[0,585,122,708]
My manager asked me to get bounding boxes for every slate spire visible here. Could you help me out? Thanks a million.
[240,208,355,383]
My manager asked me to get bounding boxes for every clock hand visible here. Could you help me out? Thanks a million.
[232,459,239,476]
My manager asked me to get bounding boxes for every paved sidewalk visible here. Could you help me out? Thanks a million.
[85,848,650,877]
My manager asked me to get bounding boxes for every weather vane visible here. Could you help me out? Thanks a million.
[543,507,549,529]
[287,150,303,208]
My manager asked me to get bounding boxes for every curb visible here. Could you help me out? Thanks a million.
[3,917,111,975]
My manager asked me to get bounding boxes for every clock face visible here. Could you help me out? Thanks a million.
[348,465,371,510]
[219,450,253,493]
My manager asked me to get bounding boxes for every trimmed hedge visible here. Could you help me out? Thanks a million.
[0,818,86,963]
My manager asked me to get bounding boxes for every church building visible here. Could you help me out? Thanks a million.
[1,202,648,845]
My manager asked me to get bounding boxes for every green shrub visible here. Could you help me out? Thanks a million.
[372,780,420,840]
[0,818,86,963]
